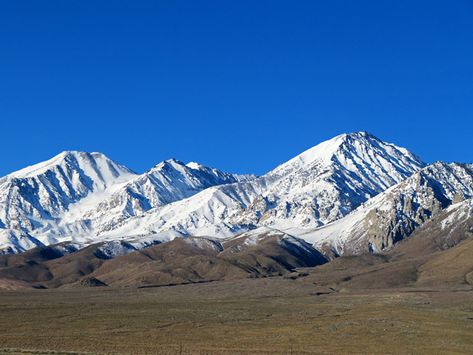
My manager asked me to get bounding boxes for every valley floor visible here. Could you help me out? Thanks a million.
[1,277,473,354]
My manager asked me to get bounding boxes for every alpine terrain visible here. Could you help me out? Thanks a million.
[0,131,472,290]
[2,132,473,355]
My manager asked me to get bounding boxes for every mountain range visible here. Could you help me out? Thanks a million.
[0,131,472,289]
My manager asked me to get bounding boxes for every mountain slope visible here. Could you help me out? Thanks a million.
[54,158,254,238]
[0,153,251,254]
[301,162,473,255]
[3,198,472,290]
[0,230,327,288]
[413,199,473,287]
[101,132,424,240]
[0,151,136,253]
[243,131,424,228]
[301,198,473,291]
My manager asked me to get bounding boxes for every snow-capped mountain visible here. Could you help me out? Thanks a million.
[58,158,254,237]
[98,132,425,241]
[11,131,470,257]
[0,152,252,253]
[300,162,473,255]
[0,151,135,226]
[0,151,136,252]
[244,131,424,227]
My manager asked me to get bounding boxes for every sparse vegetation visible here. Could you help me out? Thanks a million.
[1,276,473,354]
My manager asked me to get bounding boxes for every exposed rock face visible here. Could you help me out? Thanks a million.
[359,163,473,253]
[302,162,473,255]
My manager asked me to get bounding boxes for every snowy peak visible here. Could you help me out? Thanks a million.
[271,132,375,170]
[100,132,425,242]
[0,152,254,253]
[248,132,425,228]
[0,151,137,253]
[0,151,135,227]
[0,132,451,257]
[269,131,423,179]
[55,158,255,239]
[334,132,423,177]
[149,158,253,187]
[4,150,134,183]
[94,157,254,213]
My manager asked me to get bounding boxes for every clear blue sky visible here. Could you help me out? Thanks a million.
[1,1,472,176]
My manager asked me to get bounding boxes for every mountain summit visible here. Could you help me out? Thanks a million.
[94,132,425,242]
[0,132,435,255]
[0,152,250,253]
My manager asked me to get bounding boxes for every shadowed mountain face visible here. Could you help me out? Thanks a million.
[0,230,328,289]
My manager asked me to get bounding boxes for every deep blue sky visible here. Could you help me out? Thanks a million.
[1,1,472,176]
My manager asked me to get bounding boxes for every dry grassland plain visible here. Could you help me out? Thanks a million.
[1,276,473,354]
